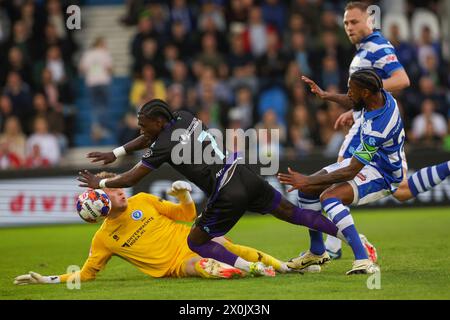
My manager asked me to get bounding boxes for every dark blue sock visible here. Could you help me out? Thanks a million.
[298,191,325,255]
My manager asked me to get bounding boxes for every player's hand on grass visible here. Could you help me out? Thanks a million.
[301,76,328,100]
[78,169,101,188]
[167,181,193,204]
[87,151,116,165]
[334,110,354,130]
[277,168,309,192]
[14,272,60,285]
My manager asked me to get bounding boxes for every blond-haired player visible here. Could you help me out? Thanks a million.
[14,172,294,285]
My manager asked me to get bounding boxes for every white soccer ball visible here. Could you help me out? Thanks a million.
[76,189,111,223]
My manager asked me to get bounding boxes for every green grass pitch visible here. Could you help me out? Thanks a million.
[1,207,449,300]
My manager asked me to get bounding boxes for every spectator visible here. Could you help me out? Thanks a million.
[148,3,169,35]
[0,116,26,162]
[196,65,232,105]
[287,31,312,77]
[131,15,158,64]
[169,0,194,33]
[227,31,258,94]
[228,85,255,130]
[161,43,180,80]
[197,84,228,129]
[0,95,14,132]
[261,0,286,35]
[311,30,351,78]
[411,99,447,145]
[1,46,33,87]
[289,104,314,157]
[169,60,192,89]
[290,0,320,36]
[133,37,163,76]
[118,112,140,146]
[257,32,287,88]
[25,116,60,166]
[321,55,341,89]
[169,19,193,61]
[130,64,167,109]
[30,93,67,152]
[79,37,113,140]
[0,141,22,169]
[388,23,417,71]
[192,33,226,76]
[3,71,33,133]
[242,6,276,58]
[45,0,68,41]
[226,0,252,26]
[255,109,286,159]
[197,0,226,33]
[120,0,146,26]
[41,45,69,86]
[6,20,32,62]
[167,83,187,112]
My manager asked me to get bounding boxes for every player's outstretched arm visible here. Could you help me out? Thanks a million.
[87,134,152,165]
[78,162,152,189]
[302,76,354,109]
[278,157,364,192]
[14,272,61,285]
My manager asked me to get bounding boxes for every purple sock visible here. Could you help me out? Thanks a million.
[290,207,339,237]
[187,237,239,267]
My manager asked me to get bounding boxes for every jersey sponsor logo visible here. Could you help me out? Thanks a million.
[131,210,143,220]
[121,217,154,247]
[357,173,367,181]
[385,54,397,62]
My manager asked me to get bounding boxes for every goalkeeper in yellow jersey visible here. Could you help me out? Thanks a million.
[14,172,295,285]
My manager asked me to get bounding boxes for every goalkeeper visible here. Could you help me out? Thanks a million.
[14,172,292,285]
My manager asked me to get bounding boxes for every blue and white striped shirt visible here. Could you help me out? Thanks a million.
[342,31,405,159]
[349,31,404,79]
[353,90,406,188]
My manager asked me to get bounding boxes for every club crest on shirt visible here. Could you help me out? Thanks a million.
[131,210,143,221]
[362,120,373,134]
[143,148,153,158]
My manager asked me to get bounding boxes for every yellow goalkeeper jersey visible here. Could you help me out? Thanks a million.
[60,193,197,281]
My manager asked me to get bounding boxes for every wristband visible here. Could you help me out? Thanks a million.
[43,276,61,284]
[113,146,127,158]
[99,179,108,189]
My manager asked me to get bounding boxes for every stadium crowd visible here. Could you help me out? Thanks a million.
[0,0,449,169]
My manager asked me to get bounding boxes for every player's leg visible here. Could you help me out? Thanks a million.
[234,162,341,239]
[393,161,450,202]
[212,237,289,273]
[186,179,275,277]
[183,256,244,279]
[319,182,379,275]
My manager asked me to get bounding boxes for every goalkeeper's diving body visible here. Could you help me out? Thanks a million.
[14,173,292,285]
[77,99,346,277]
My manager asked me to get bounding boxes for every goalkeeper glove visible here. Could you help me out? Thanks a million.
[166,180,193,204]
[14,271,60,285]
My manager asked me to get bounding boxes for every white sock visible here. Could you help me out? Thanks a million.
[279,263,290,273]
[325,235,342,253]
[234,257,252,272]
